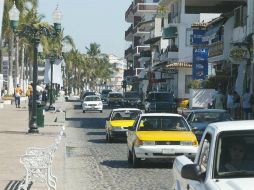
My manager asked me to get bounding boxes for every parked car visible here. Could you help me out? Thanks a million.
[127,113,198,167]
[144,91,177,113]
[173,120,254,190]
[123,91,142,108]
[107,92,124,108]
[82,95,103,113]
[100,89,112,103]
[186,109,233,142]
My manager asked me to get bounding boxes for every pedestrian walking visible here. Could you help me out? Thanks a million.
[227,90,234,117]
[214,87,225,109]
[14,84,22,108]
[233,91,241,120]
[241,88,253,120]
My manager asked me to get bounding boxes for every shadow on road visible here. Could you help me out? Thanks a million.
[88,138,106,144]
[86,131,106,136]
[66,117,106,129]
[74,104,82,110]
[100,160,173,169]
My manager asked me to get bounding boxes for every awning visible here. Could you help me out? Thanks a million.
[202,25,221,41]
[162,26,177,39]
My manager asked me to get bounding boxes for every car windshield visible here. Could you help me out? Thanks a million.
[84,96,101,101]
[124,92,139,98]
[111,110,141,120]
[148,93,174,101]
[137,116,190,131]
[109,93,123,98]
[214,131,254,178]
[193,112,232,123]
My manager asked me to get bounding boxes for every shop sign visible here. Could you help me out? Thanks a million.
[229,46,249,62]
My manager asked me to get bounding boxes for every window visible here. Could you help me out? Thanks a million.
[185,75,192,93]
[198,134,211,174]
[234,6,243,28]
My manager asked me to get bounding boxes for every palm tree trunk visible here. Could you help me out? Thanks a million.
[8,35,14,95]
[20,44,25,92]
[15,37,19,87]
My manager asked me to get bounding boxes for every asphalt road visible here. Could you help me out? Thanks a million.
[64,100,175,190]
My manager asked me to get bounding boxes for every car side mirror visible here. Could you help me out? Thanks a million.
[128,127,135,131]
[192,127,198,132]
[181,164,202,181]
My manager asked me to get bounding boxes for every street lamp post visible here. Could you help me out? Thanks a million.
[8,3,20,95]
[48,5,63,110]
[9,3,62,133]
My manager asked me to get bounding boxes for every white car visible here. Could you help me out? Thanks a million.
[82,95,103,113]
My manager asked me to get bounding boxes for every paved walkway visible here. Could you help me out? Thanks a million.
[0,96,66,190]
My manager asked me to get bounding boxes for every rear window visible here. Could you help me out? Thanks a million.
[108,93,123,98]
[124,92,139,98]
[148,93,174,101]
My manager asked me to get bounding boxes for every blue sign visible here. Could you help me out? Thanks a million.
[192,48,208,80]
[192,29,207,45]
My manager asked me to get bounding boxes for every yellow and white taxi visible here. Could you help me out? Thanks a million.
[127,113,198,167]
[105,108,142,142]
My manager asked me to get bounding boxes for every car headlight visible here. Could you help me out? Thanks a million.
[83,103,87,106]
[134,138,143,146]
[180,141,198,146]
[143,141,155,145]
[180,141,193,146]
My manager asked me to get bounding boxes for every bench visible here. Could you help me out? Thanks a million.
[18,126,65,190]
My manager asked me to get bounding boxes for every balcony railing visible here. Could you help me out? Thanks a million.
[125,3,134,22]
[125,46,133,58]
[133,3,158,16]
[134,45,150,56]
[208,41,224,58]
[125,25,133,41]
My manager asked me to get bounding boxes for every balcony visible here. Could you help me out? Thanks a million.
[160,45,179,61]
[139,50,151,62]
[133,25,150,36]
[124,69,135,78]
[125,25,133,41]
[124,46,133,59]
[133,3,158,16]
[133,45,150,56]
[125,3,134,23]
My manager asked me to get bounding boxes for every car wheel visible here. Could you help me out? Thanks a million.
[132,148,140,168]
[100,110,103,113]
[83,110,85,113]
[127,149,133,164]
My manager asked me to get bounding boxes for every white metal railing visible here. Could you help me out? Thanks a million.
[18,126,65,190]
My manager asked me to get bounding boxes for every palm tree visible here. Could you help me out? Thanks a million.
[1,0,38,94]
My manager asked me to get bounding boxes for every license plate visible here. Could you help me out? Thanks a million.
[162,149,175,154]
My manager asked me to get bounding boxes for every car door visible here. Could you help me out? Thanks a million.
[187,133,212,190]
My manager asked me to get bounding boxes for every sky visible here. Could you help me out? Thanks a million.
[38,0,131,58]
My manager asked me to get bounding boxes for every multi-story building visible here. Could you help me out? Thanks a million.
[143,0,200,100]
[107,54,127,92]
[125,0,159,92]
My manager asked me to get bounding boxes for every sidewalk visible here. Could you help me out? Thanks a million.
[0,96,66,190]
